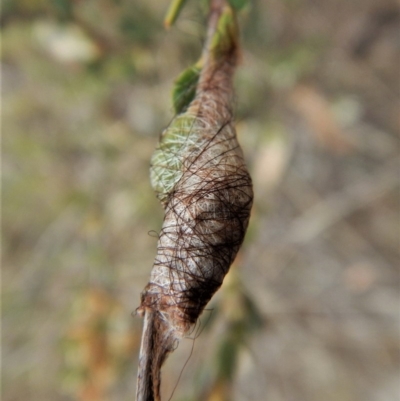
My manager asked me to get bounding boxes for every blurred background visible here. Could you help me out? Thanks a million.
[2,0,399,400]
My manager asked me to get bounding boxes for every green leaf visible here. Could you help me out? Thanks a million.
[164,0,190,28]
[172,61,202,114]
[210,6,238,60]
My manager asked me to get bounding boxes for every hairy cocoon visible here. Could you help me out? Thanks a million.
[136,4,253,401]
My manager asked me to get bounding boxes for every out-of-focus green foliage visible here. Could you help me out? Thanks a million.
[227,0,249,11]
[164,0,190,28]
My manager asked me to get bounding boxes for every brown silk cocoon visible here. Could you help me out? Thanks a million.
[141,67,253,331]
[136,4,253,401]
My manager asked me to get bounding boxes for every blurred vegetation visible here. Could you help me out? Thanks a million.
[2,1,399,401]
